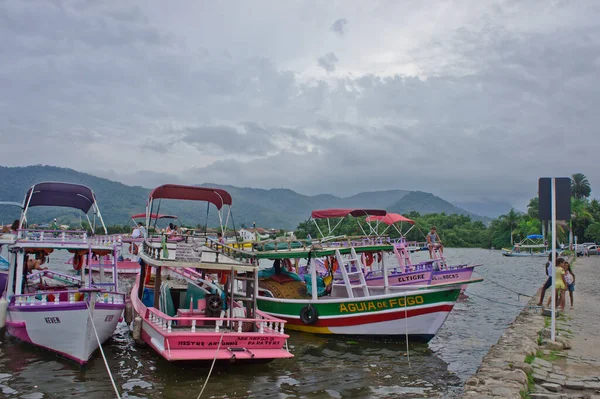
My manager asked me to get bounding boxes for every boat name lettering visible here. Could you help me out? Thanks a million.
[339,296,424,313]
[432,274,459,281]
[177,341,205,347]
[395,273,426,283]
[45,317,61,324]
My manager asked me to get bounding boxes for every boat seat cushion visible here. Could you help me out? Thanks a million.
[270,274,298,284]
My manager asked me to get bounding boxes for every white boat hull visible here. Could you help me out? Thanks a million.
[6,302,123,364]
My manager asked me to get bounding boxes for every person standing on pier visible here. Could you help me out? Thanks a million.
[538,253,554,306]
[564,261,575,309]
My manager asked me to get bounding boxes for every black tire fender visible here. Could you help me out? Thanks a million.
[207,294,223,313]
[299,305,318,325]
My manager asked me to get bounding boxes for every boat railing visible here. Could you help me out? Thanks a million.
[26,269,82,285]
[327,235,390,248]
[145,307,287,335]
[15,229,120,248]
[11,289,125,307]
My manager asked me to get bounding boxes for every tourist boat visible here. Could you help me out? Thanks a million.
[1,182,125,364]
[222,209,483,341]
[129,184,293,363]
[299,210,480,290]
[502,234,552,257]
[254,246,481,341]
[363,213,480,288]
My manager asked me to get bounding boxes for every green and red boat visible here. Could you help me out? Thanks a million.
[227,209,483,342]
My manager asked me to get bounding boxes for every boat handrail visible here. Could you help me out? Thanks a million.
[26,269,82,285]
[14,229,121,248]
[145,307,287,334]
[11,290,125,306]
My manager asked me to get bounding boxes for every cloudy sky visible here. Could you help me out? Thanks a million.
[1,0,599,209]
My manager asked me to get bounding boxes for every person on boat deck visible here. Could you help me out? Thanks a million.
[217,232,226,244]
[427,226,443,258]
[11,219,20,234]
[25,254,48,272]
[515,243,521,253]
[131,222,147,239]
[166,223,175,235]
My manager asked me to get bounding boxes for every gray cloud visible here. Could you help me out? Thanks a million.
[317,52,339,73]
[1,0,600,212]
[331,18,348,35]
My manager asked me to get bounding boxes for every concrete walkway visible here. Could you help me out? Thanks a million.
[531,255,600,398]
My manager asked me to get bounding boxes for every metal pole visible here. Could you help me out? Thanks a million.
[551,177,557,341]
[310,258,318,300]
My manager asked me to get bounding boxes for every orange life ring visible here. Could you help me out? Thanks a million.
[73,253,84,271]
[129,243,139,255]
[376,251,383,263]
[364,252,374,267]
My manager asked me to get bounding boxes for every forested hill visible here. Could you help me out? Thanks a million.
[0,165,487,229]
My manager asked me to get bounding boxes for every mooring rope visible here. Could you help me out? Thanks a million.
[473,270,533,299]
[86,302,121,399]
[467,291,541,309]
[404,291,411,368]
[196,331,225,399]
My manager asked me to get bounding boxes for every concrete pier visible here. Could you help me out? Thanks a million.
[463,255,600,399]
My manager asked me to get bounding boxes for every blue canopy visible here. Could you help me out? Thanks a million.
[527,234,543,240]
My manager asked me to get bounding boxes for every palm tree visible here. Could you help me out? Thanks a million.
[527,197,539,219]
[571,173,591,199]
[500,208,521,245]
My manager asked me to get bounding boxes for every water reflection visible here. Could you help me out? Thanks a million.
[0,248,545,398]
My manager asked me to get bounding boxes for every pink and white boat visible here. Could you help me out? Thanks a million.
[129,184,293,363]
[1,182,125,364]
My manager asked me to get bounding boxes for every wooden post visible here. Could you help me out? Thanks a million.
[153,266,162,309]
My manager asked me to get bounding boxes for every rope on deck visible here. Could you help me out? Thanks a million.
[86,302,121,399]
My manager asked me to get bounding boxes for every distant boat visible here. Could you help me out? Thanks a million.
[501,235,553,257]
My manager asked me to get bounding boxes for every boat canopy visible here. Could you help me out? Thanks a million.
[23,182,96,213]
[527,234,543,240]
[311,209,387,219]
[365,213,415,225]
[131,213,177,220]
[149,184,232,210]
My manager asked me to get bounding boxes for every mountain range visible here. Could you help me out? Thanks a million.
[0,165,501,229]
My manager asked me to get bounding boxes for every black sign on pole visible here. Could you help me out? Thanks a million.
[539,177,571,221]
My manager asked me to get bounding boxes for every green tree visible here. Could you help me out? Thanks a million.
[571,173,591,199]
[571,198,593,242]
[527,197,539,219]
[584,222,600,243]
[500,209,521,245]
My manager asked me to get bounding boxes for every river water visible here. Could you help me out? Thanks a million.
[0,248,547,399]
